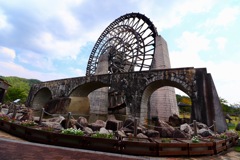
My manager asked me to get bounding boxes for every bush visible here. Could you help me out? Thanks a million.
[91,132,114,139]
[61,128,84,136]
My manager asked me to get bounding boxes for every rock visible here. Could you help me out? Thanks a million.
[46,116,65,123]
[107,114,116,121]
[145,129,159,138]
[42,122,63,130]
[154,120,175,138]
[99,127,110,134]
[117,130,126,137]
[106,119,123,131]
[168,114,182,127]
[84,127,93,135]
[196,122,208,129]
[19,109,34,121]
[95,120,106,128]
[122,127,133,133]
[77,117,88,127]
[180,123,194,136]
[225,114,232,120]
[137,133,148,138]
[172,129,188,138]
[88,120,106,131]
[60,119,78,129]
[198,128,214,137]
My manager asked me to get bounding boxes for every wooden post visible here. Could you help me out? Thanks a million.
[134,117,138,137]
[39,108,45,124]
[193,120,197,136]
[65,112,71,129]
[213,120,217,134]
[12,104,17,119]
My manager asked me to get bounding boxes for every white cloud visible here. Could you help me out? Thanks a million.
[0,10,12,31]
[32,32,85,60]
[0,46,16,62]
[215,37,227,50]
[0,60,68,81]
[202,6,240,30]
[17,51,55,71]
[175,31,210,54]
[69,68,85,77]
[137,0,216,31]
[170,31,240,104]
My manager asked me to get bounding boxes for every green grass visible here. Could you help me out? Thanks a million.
[234,146,240,152]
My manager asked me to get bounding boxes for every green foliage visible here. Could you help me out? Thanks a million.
[20,120,37,127]
[176,94,191,113]
[191,136,200,143]
[91,132,114,139]
[0,114,10,121]
[1,76,41,103]
[61,128,84,136]
[234,146,240,152]
[161,138,171,143]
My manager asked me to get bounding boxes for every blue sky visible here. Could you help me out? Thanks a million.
[0,0,239,104]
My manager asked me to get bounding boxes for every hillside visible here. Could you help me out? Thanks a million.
[0,76,41,103]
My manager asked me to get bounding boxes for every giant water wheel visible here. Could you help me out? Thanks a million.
[86,13,159,112]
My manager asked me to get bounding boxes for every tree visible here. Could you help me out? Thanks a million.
[2,76,41,103]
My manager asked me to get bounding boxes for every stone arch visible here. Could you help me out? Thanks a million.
[140,79,193,123]
[31,87,52,111]
[67,81,109,116]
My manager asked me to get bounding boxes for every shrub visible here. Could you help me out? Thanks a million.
[20,120,37,127]
[91,132,114,139]
[61,128,84,136]
[191,136,200,143]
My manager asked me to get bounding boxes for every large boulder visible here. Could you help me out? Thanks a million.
[117,130,126,137]
[168,114,182,127]
[46,116,65,123]
[99,127,110,134]
[154,120,175,138]
[137,133,148,138]
[172,129,188,138]
[196,122,208,129]
[145,129,160,138]
[84,127,93,135]
[198,128,214,137]
[106,119,123,131]
[41,122,63,130]
[180,123,194,136]
[77,117,88,127]
[88,120,106,131]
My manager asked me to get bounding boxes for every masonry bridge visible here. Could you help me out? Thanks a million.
[26,67,227,133]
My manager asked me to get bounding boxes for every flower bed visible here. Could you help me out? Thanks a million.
[0,118,239,157]
[120,137,158,156]
[177,138,214,156]
[154,138,188,156]
[0,119,11,132]
[9,122,27,139]
[200,137,227,154]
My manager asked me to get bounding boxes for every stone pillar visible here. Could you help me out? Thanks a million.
[89,53,109,121]
[149,35,179,121]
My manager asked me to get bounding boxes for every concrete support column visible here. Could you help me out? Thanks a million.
[89,53,109,117]
[149,36,179,121]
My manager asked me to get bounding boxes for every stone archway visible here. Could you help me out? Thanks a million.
[140,79,191,124]
[31,87,52,111]
[68,81,110,121]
